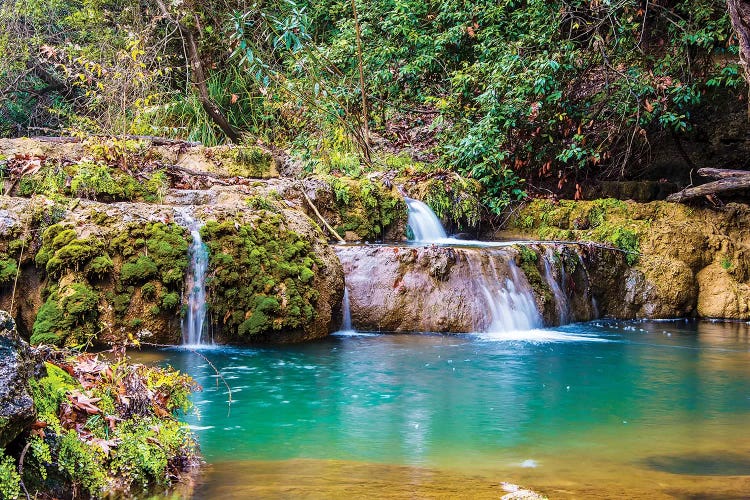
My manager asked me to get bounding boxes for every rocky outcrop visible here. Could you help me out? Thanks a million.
[0,310,41,448]
[505,199,750,320]
[337,243,626,332]
[0,193,344,346]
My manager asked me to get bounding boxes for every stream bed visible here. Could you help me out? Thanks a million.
[134,320,750,498]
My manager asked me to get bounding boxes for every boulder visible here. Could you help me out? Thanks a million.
[0,310,41,448]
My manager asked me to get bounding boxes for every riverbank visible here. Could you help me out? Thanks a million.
[0,311,201,499]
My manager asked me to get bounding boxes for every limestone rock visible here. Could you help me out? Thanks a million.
[697,262,750,318]
[337,243,623,333]
[0,310,41,448]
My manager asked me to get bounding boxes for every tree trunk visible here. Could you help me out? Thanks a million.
[697,167,750,179]
[154,0,240,143]
[666,175,750,202]
[727,0,750,115]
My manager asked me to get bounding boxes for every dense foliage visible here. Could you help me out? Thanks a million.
[0,0,744,213]
[14,352,199,498]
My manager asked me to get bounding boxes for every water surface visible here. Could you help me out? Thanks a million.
[134,320,750,498]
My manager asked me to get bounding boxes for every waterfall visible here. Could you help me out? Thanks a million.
[405,197,448,243]
[467,252,542,333]
[541,248,570,325]
[178,210,209,346]
[340,287,354,333]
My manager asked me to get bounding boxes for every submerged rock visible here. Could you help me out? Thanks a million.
[0,310,41,448]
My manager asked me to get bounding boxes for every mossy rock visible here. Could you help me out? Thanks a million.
[510,198,642,265]
[31,283,99,347]
[322,175,407,241]
[218,145,276,178]
[201,214,322,339]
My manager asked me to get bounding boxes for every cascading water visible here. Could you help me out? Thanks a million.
[541,248,570,325]
[405,197,448,243]
[178,210,209,346]
[466,252,542,333]
[340,287,354,333]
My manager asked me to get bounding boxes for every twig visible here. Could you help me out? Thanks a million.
[10,215,28,312]
[298,183,346,243]
[18,440,31,500]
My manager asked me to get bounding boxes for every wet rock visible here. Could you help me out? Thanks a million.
[336,243,617,333]
[0,310,41,448]
[504,199,750,321]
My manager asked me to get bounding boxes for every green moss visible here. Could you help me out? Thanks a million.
[36,225,106,278]
[514,246,552,306]
[512,199,641,265]
[201,215,322,339]
[30,296,63,346]
[86,254,114,278]
[113,294,131,314]
[161,292,180,310]
[0,259,17,284]
[31,284,99,346]
[219,146,273,177]
[323,175,407,241]
[246,195,279,212]
[121,255,158,284]
[421,175,483,230]
[141,282,156,299]
[0,452,20,500]
[109,222,188,322]
[16,156,168,203]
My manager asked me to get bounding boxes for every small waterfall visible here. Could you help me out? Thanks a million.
[469,253,542,333]
[405,197,448,243]
[542,248,570,325]
[179,211,209,346]
[341,287,353,332]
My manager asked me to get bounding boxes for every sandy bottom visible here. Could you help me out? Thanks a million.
[189,456,750,499]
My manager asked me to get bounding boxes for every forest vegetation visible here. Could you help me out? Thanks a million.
[1,0,745,215]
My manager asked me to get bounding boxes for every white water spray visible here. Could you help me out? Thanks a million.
[178,210,209,345]
[542,248,570,325]
[468,254,542,333]
[405,197,448,243]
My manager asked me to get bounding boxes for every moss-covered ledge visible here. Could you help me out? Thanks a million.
[0,195,344,347]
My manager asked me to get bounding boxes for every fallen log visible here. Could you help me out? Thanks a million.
[666,176,750,202]
[697,168,750,179]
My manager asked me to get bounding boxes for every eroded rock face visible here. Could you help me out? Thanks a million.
[0,310,41,448]
[337,243,627,333]
[505,200,750,320]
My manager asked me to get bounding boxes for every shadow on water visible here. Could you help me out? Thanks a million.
[642,452,750,476]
